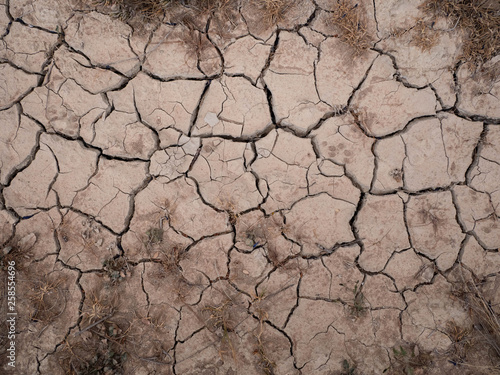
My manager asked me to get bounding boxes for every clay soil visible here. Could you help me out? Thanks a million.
[1,0,499,374]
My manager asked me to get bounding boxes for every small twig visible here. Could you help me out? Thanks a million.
[74,312,114,337]
[443,16,461,32]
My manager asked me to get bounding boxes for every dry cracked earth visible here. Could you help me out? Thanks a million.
[1,0,500,374]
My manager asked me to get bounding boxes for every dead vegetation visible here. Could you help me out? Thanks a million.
[90,0,237,23]
[55,287,128,374]
[86,0,295,28]
[421,0,500,66]
[103,255,129,284]
[329,0,372,55]
[448,267,500,373]
[338,359,357,375]
[0,233,36,271]
[28,275,68,324]
[410,18,439,51]
[384,343,432,375]
[257,0,295,25]
[203,298,238,360]
[58,321,129,374]
[346,280,366,318]
[253,310,276,375]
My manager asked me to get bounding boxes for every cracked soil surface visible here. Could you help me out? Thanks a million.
[1,0,499,374]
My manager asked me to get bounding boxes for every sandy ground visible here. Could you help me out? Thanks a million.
[1,0,500,374]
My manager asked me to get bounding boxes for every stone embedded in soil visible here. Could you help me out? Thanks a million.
[0,22,59,73]
[316,38,377,107]
[351,55,437,137]
[357,194,410,272]
[312,114,375,190]
[406,191,464,271]
[189,138,263,212]
[193,76,272,138]
[284,193,356,256]
[72,158,148,233]
[0,107,41,185]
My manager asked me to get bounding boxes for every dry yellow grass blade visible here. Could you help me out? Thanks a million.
[421,0,500,66]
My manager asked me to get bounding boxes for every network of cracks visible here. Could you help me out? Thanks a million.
[0,0,499,374]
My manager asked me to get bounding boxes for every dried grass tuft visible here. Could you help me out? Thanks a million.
[90,0,237,23]
[258,0,295,25]
[411,18,439,51]
[449,267,500,373]
[329,0,372,55]
[421,0,500,66]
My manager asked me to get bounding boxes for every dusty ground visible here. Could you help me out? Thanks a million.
[1,0,500,374]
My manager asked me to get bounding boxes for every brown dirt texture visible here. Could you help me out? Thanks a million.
[1,0,499,374]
